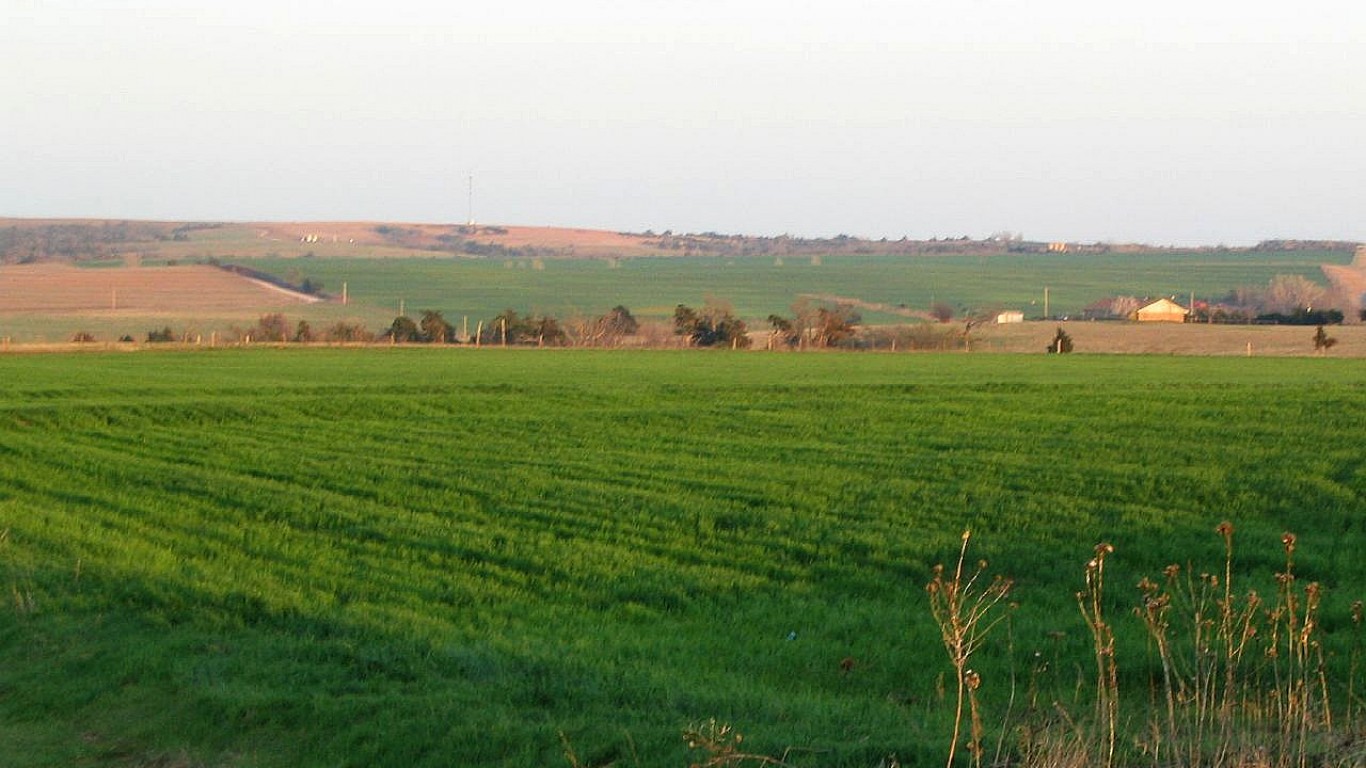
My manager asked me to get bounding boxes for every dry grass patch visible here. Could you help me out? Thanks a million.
[973,321,1366,357]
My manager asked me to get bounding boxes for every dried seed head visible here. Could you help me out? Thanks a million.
[1216,521,1234,538]
[1352,600,1363,625]
[964,669,981,690]
[1164,564,1180,580]
[1137,577,1158,594]
[1282,532,1297,554]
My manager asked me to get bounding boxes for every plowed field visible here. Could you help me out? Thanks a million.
[0,263,320,314]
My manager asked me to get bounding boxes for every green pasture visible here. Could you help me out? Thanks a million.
[0,303,385,347]
[0,350,1363,766]
[13,247,1343,344]
[245,249,1345,325]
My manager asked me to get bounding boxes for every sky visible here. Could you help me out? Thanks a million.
[3,1,1364,245]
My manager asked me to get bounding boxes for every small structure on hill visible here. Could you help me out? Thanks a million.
[995,310,1024,324]
[1134,298,1189,323]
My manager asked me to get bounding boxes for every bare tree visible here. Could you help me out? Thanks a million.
[1110,296,1141,319]
[1265,275,1325,314]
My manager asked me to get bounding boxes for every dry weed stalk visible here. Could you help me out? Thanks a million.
[682,720,790,768]
[1131,524,1350,768]
[2,527,37,617]
[938,526,1360,768]
[1078,542,1118,768]
[927,530,1013,768]
[1016,703,1092,768]
[1350,600,1363,732]
[1136,522,1265,767]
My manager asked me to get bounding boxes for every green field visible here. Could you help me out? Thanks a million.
[2,248,1341,345]
[247,249,1345,325]
[1,350,1363,766]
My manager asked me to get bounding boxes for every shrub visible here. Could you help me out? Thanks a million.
[1256,308,1344,325]
[322,321,373,343]
[293,320,316,343]
[930,301,956,323]
[385,316,422,343]
[480,309,567,346]
[251,313,290,343]
[419,310,457,344]
[1313,325,1338,352]
[146,326,176,343]
[1046,327,1073,353]
[673,301,750,348]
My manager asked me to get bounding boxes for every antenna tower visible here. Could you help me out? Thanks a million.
[467,173,474,227]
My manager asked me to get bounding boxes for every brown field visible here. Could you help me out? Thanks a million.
[253,222,656,255]
[971,319,1366,356]
[473,225,652,252]
[0,263,319,314]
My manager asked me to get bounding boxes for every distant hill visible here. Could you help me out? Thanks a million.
[4,217,1355,264]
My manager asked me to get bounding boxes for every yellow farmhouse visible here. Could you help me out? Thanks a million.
[1133,298,1189,323]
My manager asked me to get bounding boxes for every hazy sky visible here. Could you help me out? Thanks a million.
[4,1,1364,245]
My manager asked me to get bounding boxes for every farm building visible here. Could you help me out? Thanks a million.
[995,310,1024,324]
[1133,298,1189,323]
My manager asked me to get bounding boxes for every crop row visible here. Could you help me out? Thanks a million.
[1,350,1363,766]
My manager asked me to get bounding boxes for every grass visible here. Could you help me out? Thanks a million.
[243,249,1347,325]
[0,349,1363,766]
[0,246,1344,344]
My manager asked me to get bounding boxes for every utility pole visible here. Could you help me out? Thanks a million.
[467,173,474,227]
[342,281,348,305]
[1043,286,1050,320]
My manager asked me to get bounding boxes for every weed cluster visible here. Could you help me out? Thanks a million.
[929,524,1365,768]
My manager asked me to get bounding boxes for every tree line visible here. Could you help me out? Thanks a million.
[102,297,1002,352]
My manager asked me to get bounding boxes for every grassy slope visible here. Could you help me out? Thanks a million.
[0,350,1363,767]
